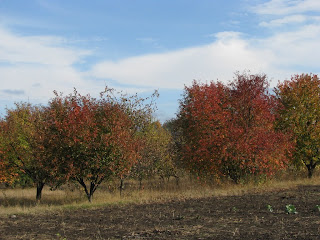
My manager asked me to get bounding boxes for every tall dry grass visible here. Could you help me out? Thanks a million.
[1,171,320,216]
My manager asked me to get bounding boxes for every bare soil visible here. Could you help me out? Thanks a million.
[1,185,320,239]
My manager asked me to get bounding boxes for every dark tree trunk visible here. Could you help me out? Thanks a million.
[78,178,92,202]
[307,165,314,178]
[227,166,241,184]
[119,178,124,197]
[36,181,45,203]
[77,178,103,203]
[139,177,143,190]
[174,175,180,186]
[306,161,317,178]
[87,192,93,202]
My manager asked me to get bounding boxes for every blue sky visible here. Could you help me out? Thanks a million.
[0,0,320,121]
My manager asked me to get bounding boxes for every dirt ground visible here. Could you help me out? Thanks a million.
[1,185,320,240]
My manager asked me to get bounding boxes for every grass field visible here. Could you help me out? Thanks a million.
[2,173,320,239]
[1,170,318,216]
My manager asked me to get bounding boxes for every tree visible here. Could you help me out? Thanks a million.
[177,72,292,182]
[1,103,62,201]
[0,118,17,184]
[178,80,229,179]
[48,88,156,202]
[275,74,320,178]
[163,118,185,175]
[131,121,175,188]
[224,73,292,182]
[103,89,158,195]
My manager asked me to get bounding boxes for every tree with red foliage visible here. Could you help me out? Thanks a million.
[178,72,292,182]
[276,74,320,178]
[0,118,16,184]
[225,73,292,181]
[48,88,155,202]
[178,81,229,179]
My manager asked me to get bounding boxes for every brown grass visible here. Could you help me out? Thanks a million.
[1,172,320,216]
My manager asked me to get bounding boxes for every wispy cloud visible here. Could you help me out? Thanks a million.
[1,89,25,95]
[252,0,320,16]
[90,31,276,89]
[136,37,157,43]
[259,14,307,27]
[0,27,90,66]
[252,0,320,29]
[1,0,320,117]
[257,24,320,70]
[90,22,320,89]
[0,26,104,104]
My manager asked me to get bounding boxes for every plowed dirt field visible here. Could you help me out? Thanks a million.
[1,185,320,239]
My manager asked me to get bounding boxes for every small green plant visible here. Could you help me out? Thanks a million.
[286,204,297,214]
[56,233,67,240]
[232,206,238,212]
[315,205,320,212]
[267,204,273,212]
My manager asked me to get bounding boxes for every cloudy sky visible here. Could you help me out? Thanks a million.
[0,0,319,121]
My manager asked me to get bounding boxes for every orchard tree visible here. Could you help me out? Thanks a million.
[101,88,158,194]
[275,74,320,178]
[178,81,229,179]
[178,72,292,182]
[0,118,17,184]
[1,103,62,201]
[224,73,292,182]
[48,88,156,202]
[163,118,185,175]
[131,121,175,188]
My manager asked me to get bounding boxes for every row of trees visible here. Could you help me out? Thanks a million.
[1,72,320,201]
[175,73,320,182]
[0,88,176,202]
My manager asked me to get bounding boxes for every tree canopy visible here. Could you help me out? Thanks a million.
[276,74,320,178]
[177,73,292,182]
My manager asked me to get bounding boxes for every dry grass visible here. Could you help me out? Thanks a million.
[1,173,320,216]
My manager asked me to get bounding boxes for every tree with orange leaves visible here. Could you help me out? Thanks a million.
[0,103,63,201]
[276,74,320,178]
[178,72,292,182]
[48,88,156,202]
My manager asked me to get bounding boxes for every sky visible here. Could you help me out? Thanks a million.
[0,0,319,122]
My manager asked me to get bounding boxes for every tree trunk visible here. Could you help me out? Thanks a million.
[119,178,124,197]
[139,177,143,190]
[306,160,317,178]
[77,178,93,202]
[77,176,105,202]
[36,181,45,203]
[227,167,240,184]
[174,175,180,186]
[307,165,314,178]
[87,193,93,202]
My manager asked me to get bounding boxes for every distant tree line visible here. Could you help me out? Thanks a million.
[1,72,320,202]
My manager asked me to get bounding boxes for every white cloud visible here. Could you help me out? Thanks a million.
[90,32,275,89]
[252,0,320,15]
[258,24,320,71]
[1,1,320,117]
[259,14,307,27]
[0,26,156,112]
[90,23,320,89]
[0,27,90,66]
[252,0,320,29]
[0,26,106,106]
